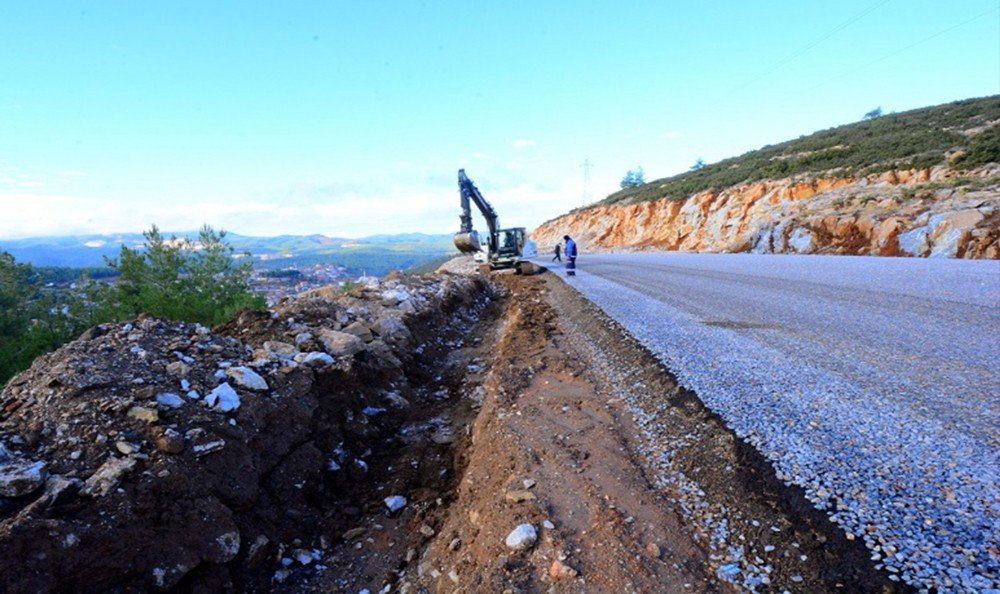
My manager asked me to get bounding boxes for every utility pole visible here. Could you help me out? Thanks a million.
[581,159,593,205]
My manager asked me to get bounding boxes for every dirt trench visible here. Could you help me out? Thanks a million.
[0,270,906,593]
[310,270,908,594]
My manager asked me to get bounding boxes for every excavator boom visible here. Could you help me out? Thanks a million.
[454,169,500,254]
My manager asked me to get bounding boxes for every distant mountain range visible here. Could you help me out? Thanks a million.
[0,231,458,275]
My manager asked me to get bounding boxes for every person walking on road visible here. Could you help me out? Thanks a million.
[564,235,577,276]
[552,242,562,262]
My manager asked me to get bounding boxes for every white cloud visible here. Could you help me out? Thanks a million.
[0,165,594,240]
[662,130,682,140]
[511,139,536,149]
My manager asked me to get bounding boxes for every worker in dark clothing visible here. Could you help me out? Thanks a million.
[564,235,577,276]
[552,242,562,262]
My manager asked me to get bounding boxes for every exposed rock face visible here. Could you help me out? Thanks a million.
[0,274,492,593]
[532,166,1000,258]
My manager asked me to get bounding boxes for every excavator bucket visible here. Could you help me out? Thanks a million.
[454,231,482,253]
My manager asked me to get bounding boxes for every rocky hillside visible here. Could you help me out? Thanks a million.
[534,96,1000,258]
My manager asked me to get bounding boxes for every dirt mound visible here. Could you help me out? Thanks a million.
[0,274,492,593]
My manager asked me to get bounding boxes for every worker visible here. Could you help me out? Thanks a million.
[564,235,577,276]
[552,242,562,262]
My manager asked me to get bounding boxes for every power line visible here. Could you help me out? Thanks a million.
[729,0,894,94]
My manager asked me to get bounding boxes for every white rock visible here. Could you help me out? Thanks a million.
[384,495,407,512]
[226,366,268,391]
[82,456,136,497]
[156,392,186,408]
[206,382,241,412]
[504,523,537,551]
[297,351,334,367]
[0,460,47,497]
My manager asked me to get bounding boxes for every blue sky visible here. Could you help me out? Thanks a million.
[0,0,997,239]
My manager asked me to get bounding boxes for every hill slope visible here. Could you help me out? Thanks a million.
[534,96,999,259]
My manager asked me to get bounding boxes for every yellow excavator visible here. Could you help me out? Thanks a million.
[453,169,538,274]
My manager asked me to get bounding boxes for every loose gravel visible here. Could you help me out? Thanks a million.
[540,253,1000,593]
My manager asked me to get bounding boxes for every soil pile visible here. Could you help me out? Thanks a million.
[0,273,492,593]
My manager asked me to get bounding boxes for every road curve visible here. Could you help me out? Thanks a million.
[543,252,999,592]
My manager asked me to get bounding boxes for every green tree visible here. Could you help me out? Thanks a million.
[104,225,265,326]
[0,253,103,385]
[863,106,883,120]
[690,157,705,171]
[620,167,645,189]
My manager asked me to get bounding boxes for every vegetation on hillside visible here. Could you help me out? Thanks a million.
[0,225,264,386]
[105,226,265,327]
[590,96,999,210]
[0,254,111,385]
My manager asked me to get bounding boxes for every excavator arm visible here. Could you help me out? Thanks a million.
[454,169,500,254]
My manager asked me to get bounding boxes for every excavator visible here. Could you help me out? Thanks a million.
[453,169,538,274]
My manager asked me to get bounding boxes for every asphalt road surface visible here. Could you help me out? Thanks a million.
[543,252,999,592]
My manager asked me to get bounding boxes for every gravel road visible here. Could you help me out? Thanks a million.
[541,253,999,593]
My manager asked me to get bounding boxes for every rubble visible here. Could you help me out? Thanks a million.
[0,273,492,592]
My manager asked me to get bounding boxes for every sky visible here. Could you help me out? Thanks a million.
[0,0,997,240]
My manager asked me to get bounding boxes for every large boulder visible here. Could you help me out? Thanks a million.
[317,329,365,358]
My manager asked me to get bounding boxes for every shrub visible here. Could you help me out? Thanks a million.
[104,225,265,326]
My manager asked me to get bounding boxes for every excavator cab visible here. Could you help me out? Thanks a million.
[497,228,525,258]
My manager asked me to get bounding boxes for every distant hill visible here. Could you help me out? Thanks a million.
[592,95,1000,209]
[0,232,458,276]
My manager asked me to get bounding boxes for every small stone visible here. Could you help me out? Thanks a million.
[384,495,407,512]
[115,441,137,455]
[82,456,136,496]
[448,538,461,551]
[154,428,185,454]
[543,520,555,530]
[505,490,537,503]
[646,542,661,559]
[549,559,578,580]
[166,361,190,377]
[263,341,298,359]
[292,548,313,565]
[523,478,536,489]
[226,367,268,391]
[127,406,159,423]
[504,524,537,551]
[419,524,435,538]
[343,527,366,540]
[296,352,334,367]
[192,440,226,457]
[156,393,185,409]
[206,383,240,412]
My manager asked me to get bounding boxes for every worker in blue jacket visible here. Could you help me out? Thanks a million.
[564,235,577,276]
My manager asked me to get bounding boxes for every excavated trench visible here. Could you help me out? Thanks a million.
[1,269,912,593]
